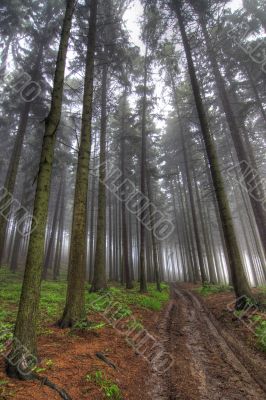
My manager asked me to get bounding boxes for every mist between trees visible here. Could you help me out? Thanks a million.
[0,0,265,382]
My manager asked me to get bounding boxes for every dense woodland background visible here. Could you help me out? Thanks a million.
[0,0,266,379]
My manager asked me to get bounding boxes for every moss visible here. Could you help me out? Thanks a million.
[88,283,169,312]
[196,284,233,296]
[0,269,169,356]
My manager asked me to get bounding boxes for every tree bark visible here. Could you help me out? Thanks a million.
[139,45,149,293]
[58,0,98,326]
[120,91,133,289]
[43,175,64,279]
[91,60,108,292]
[172,0,252,307]
[197,12,266,259]
[6,0,76,378]
[147,171,161,291]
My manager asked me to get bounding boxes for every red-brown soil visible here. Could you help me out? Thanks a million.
[149,284,266,400]
[1,284,266,400]
[0,307,153,400]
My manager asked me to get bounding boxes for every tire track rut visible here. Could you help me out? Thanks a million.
[150,284,266,400]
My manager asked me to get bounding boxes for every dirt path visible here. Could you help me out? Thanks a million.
[150,284,266,400]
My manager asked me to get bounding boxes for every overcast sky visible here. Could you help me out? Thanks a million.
[124,0,244,49]
[123,0,244,129]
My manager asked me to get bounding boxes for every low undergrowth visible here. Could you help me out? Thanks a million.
[0,267,169,354]
[108,282,169,310]
[87,282,169,316]
[196,283,233,296]
[85,370,122,399]
[196,280,266,353]
[251,315,266,352]
[259,286,266,294]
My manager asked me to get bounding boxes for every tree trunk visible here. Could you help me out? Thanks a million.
[139,45,148,293]
[0,3,53,265]
[58,0,98,327]
[147,171,161,291]
[172,0,252,307]
[193,170,216,283]
[180,125,208,283]
[6,0,76,378]
[91,61,108,292]
[245,65,266,129]
[198,12,266,259]
[43,174,64,279]
[53,188,65,281]
[120,91,133,289]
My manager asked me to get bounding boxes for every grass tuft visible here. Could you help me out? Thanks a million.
[196,283,233,296]
[85,370,122,399]
[252,315,266,352]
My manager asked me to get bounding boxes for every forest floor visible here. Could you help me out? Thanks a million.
[0,269,266,400]
[150,283,266,400]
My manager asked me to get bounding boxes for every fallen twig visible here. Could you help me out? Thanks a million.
[34,374,73,400]
[96,352,117,369]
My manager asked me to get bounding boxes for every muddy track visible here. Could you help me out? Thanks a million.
[150,284,266,400]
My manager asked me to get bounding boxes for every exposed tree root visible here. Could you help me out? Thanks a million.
[56,318,75,329]
[89,284,108,293]
[96,352,117,369]
[6,363,72,400]
[235,295,259,311]
[35,375,72,400]
[57,316,93,329]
